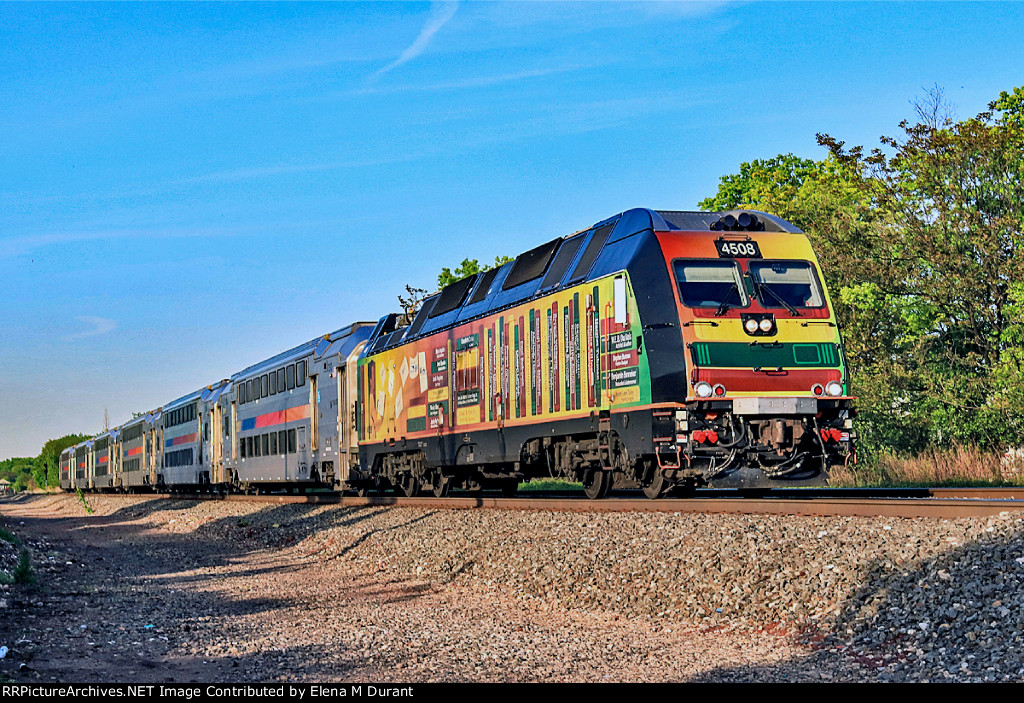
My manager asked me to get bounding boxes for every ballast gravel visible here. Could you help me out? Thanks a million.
[1,492,1023,682]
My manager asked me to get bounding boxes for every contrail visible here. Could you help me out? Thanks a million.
[374,2,458,77]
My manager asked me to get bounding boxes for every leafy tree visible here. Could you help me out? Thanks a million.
[701,85,1024,454]
[397,284,430,321]
[399,256,512,318]
[0,458,36,492]
[819,86,1024,448]
[437,256,512,288]
[698,154,824,218]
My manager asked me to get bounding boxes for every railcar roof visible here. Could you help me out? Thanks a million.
[121,414,147,429]
[235,321,373,380]
[163,387,205,411]
[202,379,233,403]
[315,323,373,360]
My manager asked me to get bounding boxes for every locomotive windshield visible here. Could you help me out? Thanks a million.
[673,260,748,310]
[749,260,825,309]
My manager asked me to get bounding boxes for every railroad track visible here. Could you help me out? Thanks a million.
[145,486,1024,519]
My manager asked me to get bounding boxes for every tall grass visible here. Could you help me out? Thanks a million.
[0,549,34,585]
[75,487,93,514]
[830,444,1018,487]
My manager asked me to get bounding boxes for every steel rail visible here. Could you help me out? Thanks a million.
[149,490,1024,519]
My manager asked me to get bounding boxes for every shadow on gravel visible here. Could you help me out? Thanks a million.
[690,518,1024,683]
[187,503,421,551]
[105,498,203,519]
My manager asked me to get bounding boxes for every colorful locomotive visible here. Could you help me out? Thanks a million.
[60,208,854,499]
[354,208,854,497]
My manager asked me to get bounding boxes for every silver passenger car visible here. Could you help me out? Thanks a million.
[224,322,373,490]
[159,390,205,487]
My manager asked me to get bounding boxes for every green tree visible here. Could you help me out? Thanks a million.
[0,458,36,490]
[698,154,824,218]
[437,256,512,288]
[819,86,1024,448]
[699,152,918,454]
[400,255,513,319]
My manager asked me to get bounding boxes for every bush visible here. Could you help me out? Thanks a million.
[13,548,34,584]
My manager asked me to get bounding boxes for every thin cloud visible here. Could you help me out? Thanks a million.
[66,316,117,341]
[353,63,606,96]
[373,2,458,78]
[185,153,423,185]
[0,225,243,258]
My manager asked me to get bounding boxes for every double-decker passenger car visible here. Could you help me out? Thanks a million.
[222,322,372,491]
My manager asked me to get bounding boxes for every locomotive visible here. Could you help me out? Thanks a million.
[60,208,854,499]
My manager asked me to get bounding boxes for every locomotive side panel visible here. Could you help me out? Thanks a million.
[358,273,653,475]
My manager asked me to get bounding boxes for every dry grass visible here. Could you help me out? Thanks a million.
[830,444,1022,487]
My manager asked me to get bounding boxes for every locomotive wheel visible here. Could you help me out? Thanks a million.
[399,475,421,497]
[582,469,612,500]
[642,470,670,500]
[431,472,450,498]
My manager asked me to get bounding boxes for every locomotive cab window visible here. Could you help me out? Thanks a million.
[749,260,825,309]
[673,260,749,309]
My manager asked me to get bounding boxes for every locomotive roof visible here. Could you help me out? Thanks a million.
[657,209,803,234]
[367,207,802,353]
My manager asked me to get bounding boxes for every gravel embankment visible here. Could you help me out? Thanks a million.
[2,493,1023,682]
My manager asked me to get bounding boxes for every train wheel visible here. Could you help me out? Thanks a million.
[399,475,421,497]
[642,470,669,500]
[582,469,612,500]
[430,471,450,498]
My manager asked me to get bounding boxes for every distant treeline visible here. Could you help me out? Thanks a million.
[1,434,89,491]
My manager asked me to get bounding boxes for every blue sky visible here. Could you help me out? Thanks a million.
[2,1,1023,459]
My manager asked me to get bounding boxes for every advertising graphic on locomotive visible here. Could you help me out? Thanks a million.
[60,208,854,499]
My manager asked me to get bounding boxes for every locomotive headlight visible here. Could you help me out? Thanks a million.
[825,381,844,397]
[758,318,774,333]
[695,381,713,398]
[744,319,759,334]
